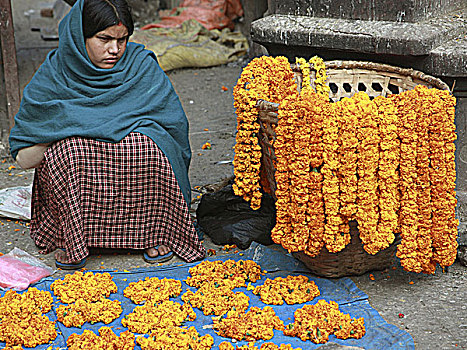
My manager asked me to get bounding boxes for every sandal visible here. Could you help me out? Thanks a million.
[143,245,174,264]
[55,249,87,270]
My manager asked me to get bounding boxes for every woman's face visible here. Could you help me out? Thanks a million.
[85,24,129,69]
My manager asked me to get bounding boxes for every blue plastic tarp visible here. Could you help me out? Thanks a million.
[0,243,414,349]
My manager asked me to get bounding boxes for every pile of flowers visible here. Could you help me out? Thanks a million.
[67,327,135,349]
[219,342,301,350]
[50,271,118,303]
[213,306,284,341]
[185,260,264,289]
[136,326,214,350]
[283,300,365,343]
[121,300,196,334]
[0,289,57,348]
[56,298,122,327]
[182,281,250,316]
[233,56,458,274]
[253,275,320,305]
[123,277,182,304]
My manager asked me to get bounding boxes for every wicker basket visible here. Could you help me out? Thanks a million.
[256,60,450,278]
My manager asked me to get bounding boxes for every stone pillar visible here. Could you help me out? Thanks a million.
[250,0,467,259]
[239,0,268,58]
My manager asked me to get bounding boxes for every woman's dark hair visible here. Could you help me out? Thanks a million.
[82,0,134,38]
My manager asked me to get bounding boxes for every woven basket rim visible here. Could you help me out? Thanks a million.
[321,60,450,91]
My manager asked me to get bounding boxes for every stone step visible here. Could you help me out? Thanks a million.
[251,11,467,58]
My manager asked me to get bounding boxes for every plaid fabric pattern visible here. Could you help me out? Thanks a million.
[31,132,205,263]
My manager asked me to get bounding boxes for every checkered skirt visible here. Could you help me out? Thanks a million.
[30,132,205,263]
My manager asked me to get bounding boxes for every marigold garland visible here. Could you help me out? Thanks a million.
[393,90,422,271]
[213,306,284,341]
[67,327,135,350]
[137,326,214,350]
[337,97,358,220]
[426,86,458,269]
[415,89,436,273]
[273,93,309,252]
[50,271,117,303]
[233,56,458,274]
[270,93,296,247]
[182,282,249,316]
[57,298,122,327]
[283,300,365,344]
[295,57,311,92]
[233,56,297,210]
[321,99,346,253]
[301,90,326,257]
[353,92,381,255]
[373,96,399,253]
[309,56,330,97]
[122,300,196,334]
[253,275,320,305]
[271,89,327,256]
[123,277,182,304]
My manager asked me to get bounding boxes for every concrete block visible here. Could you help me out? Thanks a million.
[271,0,465,22]
[251,12,467,57]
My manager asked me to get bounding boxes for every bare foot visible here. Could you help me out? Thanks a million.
[55,249,68,263]
[145,245,171,258]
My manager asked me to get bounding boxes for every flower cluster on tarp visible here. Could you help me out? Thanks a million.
[0,259,366,348]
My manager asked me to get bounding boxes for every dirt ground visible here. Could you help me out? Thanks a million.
[1,0,466,349]
[2,62,466,350]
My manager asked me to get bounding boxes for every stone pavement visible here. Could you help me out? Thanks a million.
[0,0,466,349]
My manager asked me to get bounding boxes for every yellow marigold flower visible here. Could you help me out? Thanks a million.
[123,277,182,304]
[182,281,249,316]
[50,271,117,303]
[253,275,320,305]
[284,299,365,344]
[0,288,57,348]
[122,300,196,334]
[137,326,213,350]
[213,306,284,341]
[57,298,122,328]
[67,327,135,350]
[185,260,263,289]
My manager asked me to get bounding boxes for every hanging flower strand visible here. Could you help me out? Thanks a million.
[413,87,436,273]
[233,56,297,210]
[427,86,458,269]
[354,92,381,255]
[373,95,399,253]
[309,56,330,97]
[272,93,301,250]
[321,101,346,252]
[302,89,326,257]
[395,90,423,272]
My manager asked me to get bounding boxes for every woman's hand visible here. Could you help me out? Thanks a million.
[16,142,52,169]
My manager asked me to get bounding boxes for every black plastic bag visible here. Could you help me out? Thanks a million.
[196,184,276,249]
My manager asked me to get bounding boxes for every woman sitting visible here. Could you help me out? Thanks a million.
[9,0,206,269]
